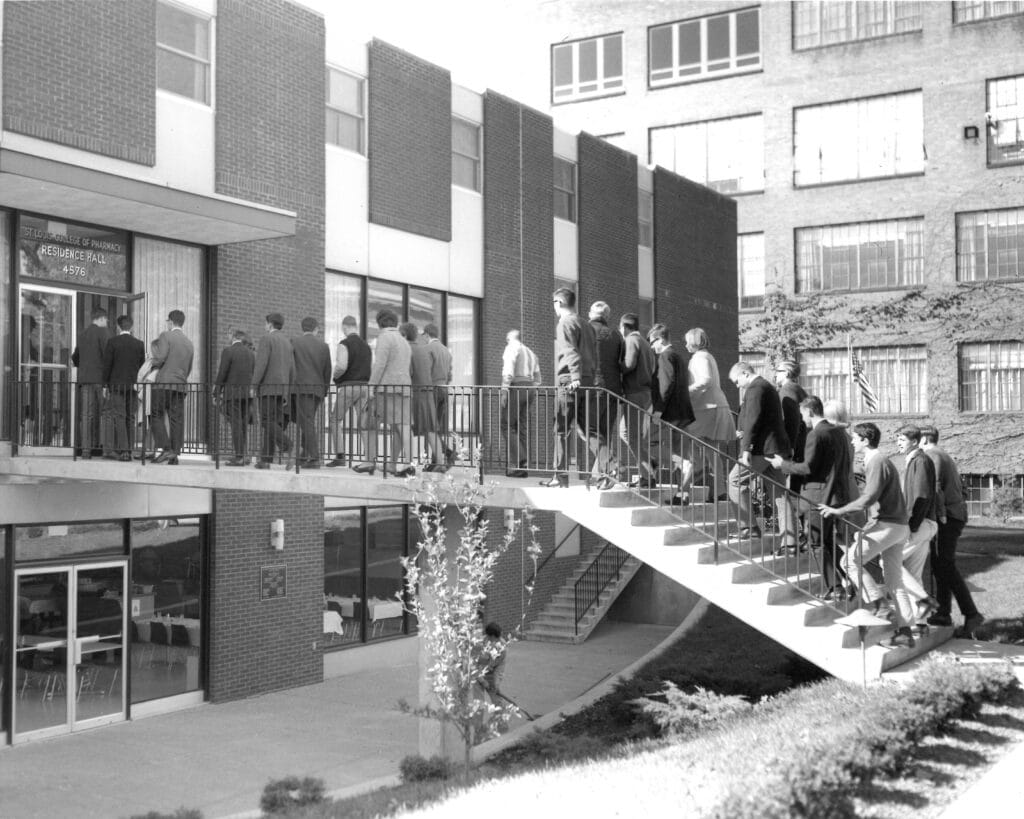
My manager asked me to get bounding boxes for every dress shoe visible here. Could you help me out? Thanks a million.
[326,457,346,468]
[118,453,132,462]
[352,462,376,475]
[909,623,930,636]
[773,542,798,557]
[225,458,246,467]
[636,476,656,489]
[393,465,416,478]
[956,613,985,639]
[926,612,953,627]
[165,456,179,465]
[880,627,915,649]
[254,461,271,470]
[915,596,939,623]
[820,586,839,602]
[871,600,895,622]
[595,475,617,491]
[539,474,569,488]
[444,448,456,466]
[80,452,93,460]
[506,469,529,479]
[153,450,170,464]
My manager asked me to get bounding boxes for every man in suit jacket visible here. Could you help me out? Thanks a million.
[71,307,109,458]
[649,323,696,501]
[423,323,454,465]
[291,317,332,467]
[215,329,255,465]
[895,424,940,625]
[150,309,194,464]
[728,361,791,538]
[773,359,808,554]
[619,313,656,486]
[769,396,856,596]
[102,314,145,460]
[252,312,295,468]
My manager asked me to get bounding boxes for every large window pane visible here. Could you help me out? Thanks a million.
[0,529,5,734]
[957,207,1024,281]
[550,34,623,102]
[447,294,478,444]
[16,521,124,561]
[649,114,763,194]
[649,8,760,86]
[366,507,407,640]
[793,1,921,49]
[131,518,204,703]
[365,280,403,349]
[738,233,765,309]
[554,157,577,222]
[325,272,364,369]
[0,211,9,440]
[156,1,210,104]
[324,509,364,646]
[987,75,1024,166]
[326,68,365,154]
[802,346,927,414]
[960,341,1024,411]
[796,218,924,291]
[954,1,1024,23]
[408,288,442,335]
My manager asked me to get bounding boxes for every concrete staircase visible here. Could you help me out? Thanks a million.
[527,484,953,682]
[524,542,642,644]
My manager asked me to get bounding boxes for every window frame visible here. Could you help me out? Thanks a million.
[638,190,654,248]
[956,205,1024,282]
[325,65,366,156]
[958,340,1024,412]
[648,6,761,89]
[800,345,928,415]
[986,74,1024,168]
[791,1,923,50]
[648,112,764,195]
[953,1,1024,24]
[551,32,625,104]
[792,90,925,188]
[155,0,213,107]
[738,232,765,310]
[794,216,926,293]
[553,156,578,223]
[451,116,482,192]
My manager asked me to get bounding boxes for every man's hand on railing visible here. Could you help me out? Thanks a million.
[739,451,751,467]
[766,454,784,469]
[567,379,580,391]
[500,387,509,408]
[819,504,841,519]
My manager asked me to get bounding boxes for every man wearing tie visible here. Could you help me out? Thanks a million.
[291,317,332,468]
[215,329,255,466]
[102,315,145,461]
[150,309,194,465]
[71,307,110,458]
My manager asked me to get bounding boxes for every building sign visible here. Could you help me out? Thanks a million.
[19,215,129,291]
[260,564,287,600]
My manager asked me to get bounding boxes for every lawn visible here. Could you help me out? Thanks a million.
[955,526,1024,642]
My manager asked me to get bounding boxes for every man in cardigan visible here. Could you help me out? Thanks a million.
[327,315,372,467]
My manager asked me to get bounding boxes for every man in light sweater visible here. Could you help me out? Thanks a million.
[500,329,541,478]
[821,422,917,648]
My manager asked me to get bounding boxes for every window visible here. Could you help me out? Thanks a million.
[792,1,922,49]
[649,114,763,194]
[638,190,654,248]
[960,341,1024,411]
[649,7,760,87]
[554,157,577,222]
[638,297,655,331]
[326,67,365,154]
[452,118,482,191]
[794,91,924,186]
[987,75,1024,166]
[957,207,1024,281]
[962,474,1024,517]
[551,33,623,102]
[738,233,765,309]
[796,218,924,292]
[739,351,768,378]
[801,346,927,414]
[954,1,1024,23]
[156,1,211,104]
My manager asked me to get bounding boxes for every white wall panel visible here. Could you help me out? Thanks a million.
[639,246,654,298]
[553,127,577,161]
[367,223,449,290]
[554,218,578,282]
[325,146,369,274]
[450,186,483,296]
[155,93,215,193]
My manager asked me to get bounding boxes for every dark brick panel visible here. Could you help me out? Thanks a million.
[209,491,323,701]
[578,133,639,322]
[213,0,325,364]
[1,0,156,165]
[367,39,451,241]
[654,169,739,407]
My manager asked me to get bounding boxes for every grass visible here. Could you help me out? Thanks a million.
[955,526,1024,642]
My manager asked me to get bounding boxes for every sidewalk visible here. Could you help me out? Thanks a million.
[0,620,674,819]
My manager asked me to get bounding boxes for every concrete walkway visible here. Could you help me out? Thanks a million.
[0,620,674,819]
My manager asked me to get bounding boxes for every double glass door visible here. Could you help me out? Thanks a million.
[11,561,128,743]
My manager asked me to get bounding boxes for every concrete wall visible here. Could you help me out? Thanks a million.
[607,565,702,626]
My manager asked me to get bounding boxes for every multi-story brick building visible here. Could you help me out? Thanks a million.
[531,0,1024,511]
[0,0,733,745]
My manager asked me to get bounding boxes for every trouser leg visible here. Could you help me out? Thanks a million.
[901,519,937,602]
[931,518,978,618]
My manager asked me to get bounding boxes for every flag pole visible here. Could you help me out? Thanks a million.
[847,332,855,413]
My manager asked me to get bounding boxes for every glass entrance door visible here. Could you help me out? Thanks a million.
[19,285,75,448]
[11,561,128,743]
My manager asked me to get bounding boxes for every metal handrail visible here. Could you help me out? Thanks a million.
[573,540,628,635]
[524,521,580,591]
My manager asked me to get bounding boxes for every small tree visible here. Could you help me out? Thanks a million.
[399,469,540,781]
[990,475,1024,523]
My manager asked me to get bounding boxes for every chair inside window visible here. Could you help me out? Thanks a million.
[170,623,191,666]
[150,621,170,665]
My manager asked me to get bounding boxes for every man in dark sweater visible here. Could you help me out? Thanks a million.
[214,329,255,465]
[102,314,145,460]
[649,323,696,502]
[619,312,656,485]
[822,422,916,648]
[895,424,940,626]
[774,359,807,552]
[727,361,790,538]
[328,315,372,467]
[71,307,110,458]
[588,301,625,480]
[292,317,332,467]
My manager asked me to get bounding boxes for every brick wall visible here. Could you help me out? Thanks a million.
[209,491,323,700]
[367,39,451,241]
[654,169,739,407]
[1,0,155,164]
[577,133,639,318]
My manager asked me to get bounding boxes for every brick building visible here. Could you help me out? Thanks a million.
[0,0,734,744]
[530,0,1024,511]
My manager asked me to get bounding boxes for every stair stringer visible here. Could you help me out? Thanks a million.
[543,487,952,682]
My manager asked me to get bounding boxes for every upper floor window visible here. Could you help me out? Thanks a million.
[960,341,1024,412]
[326,67,365,154]
[638,190,654,248]
[792,1,922,49]
[649,113,763,194]
[796,217,924,292]
[987,75,1024,166]
[649,7,760,87]
[954,1,1024,23]
[156,1,211,105]
[552,33,624,103]
[738,233,765,309]
[957,206,1024,281]
[554,157,577,222]
[793,91,924,186]
[452,118,482,191]
[802,345,928,414]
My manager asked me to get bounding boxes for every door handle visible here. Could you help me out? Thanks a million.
[74,634,100,664]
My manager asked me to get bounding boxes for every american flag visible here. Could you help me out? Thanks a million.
[851,350,879,413]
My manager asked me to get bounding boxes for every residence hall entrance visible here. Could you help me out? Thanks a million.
[11,561,128,743]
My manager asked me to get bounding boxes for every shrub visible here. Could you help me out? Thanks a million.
[399,754,456,783]
[489,729,609,770]
[633,683,751,737]
[259,776,326,815]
